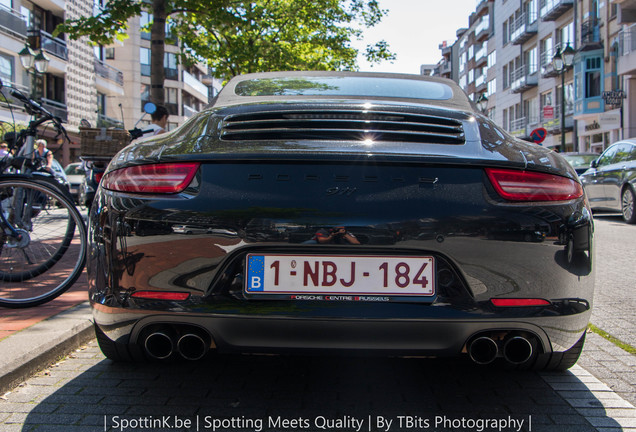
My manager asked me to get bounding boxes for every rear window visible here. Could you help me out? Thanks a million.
[234,76,454,100]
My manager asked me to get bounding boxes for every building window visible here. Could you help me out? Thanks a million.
[0,52,14,84]
[487,78,496,96]
[503,21,508,45]
[558,21,575,49]
[164,53,178,80]
[140,47,150,76]
[487,50,496,69]
[525,97,539,124]
[541,91,552,111]
[526,0,538,22]
[525,46,537,74]
[503,65,509,89]
[164,87,179,115]
[585,57,602,98]
[97,92,106,115]
[105,48,115,59]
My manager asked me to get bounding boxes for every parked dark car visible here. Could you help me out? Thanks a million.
[87,71,594,370]
[580,138,636,224]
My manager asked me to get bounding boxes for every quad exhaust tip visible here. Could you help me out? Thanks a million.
[503,336,533,364]
[144,332,174,360]
[143,326,212,361]
[468,336,498,365]
[177,333,208,361]
[468,333,536,365]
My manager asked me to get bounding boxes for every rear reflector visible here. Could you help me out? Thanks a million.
[102,162,199,194]
[485,168,583,201]
[131,291,190,301]
[491,298,551,307]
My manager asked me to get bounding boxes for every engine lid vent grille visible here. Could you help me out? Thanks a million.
[220,110,465,144]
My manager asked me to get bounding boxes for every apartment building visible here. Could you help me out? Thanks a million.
[437,0,631,153]
[0,0,125,165]
[101,11,220,134]
[1,1,220,165]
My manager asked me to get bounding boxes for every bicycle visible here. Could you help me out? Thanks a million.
[0,79,87,308]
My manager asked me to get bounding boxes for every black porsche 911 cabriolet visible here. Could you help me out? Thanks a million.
[87,71,594,370]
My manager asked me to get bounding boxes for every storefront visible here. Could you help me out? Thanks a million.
[575,108,622,154]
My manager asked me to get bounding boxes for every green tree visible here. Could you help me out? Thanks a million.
[56,0,394,105]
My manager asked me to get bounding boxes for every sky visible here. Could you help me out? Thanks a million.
[353,0,478,74]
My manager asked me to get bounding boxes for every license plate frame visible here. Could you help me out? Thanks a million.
[245,253,436,302]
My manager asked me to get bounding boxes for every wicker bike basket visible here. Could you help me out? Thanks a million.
[79,128,130,157]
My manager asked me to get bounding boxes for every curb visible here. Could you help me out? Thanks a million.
[0,301,94,395]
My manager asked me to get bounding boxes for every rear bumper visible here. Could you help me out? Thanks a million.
[91,299,591,356]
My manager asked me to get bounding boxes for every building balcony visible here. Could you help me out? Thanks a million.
[439,59,452,75]
[95,59,124,86]
[540,0,574,21]
[0,5,27,39]
[41,98,67,123]
[28,28,67,61]
[30,0,64,15]
[509,117,529,138]
[475,74,487,92]
[617,23,636,75]
[183,70,209,102]
[510,65,539,93]
[541,104,574,133]
[96,113,124,129]
[581,18,601,46]
[511,12,538,45]
[475,15,490,41]
[475,0,490,16]
[474,45,487,66]
[183,104,198,119]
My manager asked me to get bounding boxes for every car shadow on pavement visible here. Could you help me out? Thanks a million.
[8,344,624,431]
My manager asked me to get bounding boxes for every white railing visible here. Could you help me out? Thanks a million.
[540,0,573,19]
[618,23,636,56]
[183,70,208,98]
[474,45,487,62]
[182,104,197,118]
[475,15,490,36]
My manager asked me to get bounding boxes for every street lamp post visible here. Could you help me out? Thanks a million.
[18,43,50,100]
[476,93,489,114]
[552,44,575,153]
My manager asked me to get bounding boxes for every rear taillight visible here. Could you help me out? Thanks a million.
[102,162,200,194]
[93,171,104,184]
[485,168,583,202]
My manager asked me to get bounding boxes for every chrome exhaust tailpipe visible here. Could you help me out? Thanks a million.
[503,336,533,364]
[468,336,499,364]
[144,332,175,360]
[177,333,208,361]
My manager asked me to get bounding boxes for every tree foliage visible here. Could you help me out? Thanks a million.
[56,0,395,83]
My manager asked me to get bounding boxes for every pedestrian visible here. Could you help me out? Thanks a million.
[34,139,53,173]
[0,142,9,157]
[144,105,170,136]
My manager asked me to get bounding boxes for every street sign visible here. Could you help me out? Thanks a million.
[602,90,626,106]
[529,128,548,144]
[543,105,554,119]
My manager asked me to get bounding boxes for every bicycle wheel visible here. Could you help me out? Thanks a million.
[0,179,87,308]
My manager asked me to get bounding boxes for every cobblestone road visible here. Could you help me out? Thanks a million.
[0,340,635,432]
